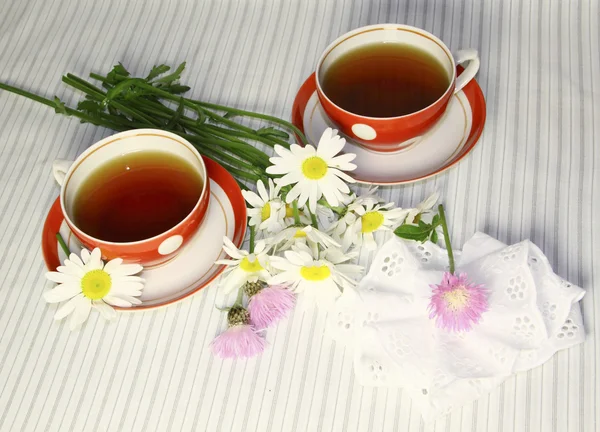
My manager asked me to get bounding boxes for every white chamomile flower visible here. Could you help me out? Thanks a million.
[345,186,381,209]
[44,248,144,330]
[349,202,410,250]
[268,225,339,255]
[269,243,362,307]
[404,191,440,224]
[266,128,357,212]
[215,237,271,293]
[328,211,358,251]
[327,187,381,248]
[242,179,286,233]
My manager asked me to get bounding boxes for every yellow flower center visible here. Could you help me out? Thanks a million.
[361,211,384,233]
[443,286,470,311]
[301,156,328,180]
[300,265,331,281]
[80,269,112,300]
[240,256,264,273]
[261,202,271,221]
[294,229,307,238]
[285,204,294,218]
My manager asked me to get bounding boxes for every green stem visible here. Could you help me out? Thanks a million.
[189,99,308,144]
[292,201,301,224]
[317,198,345,216]
[438,204,455,274]
[56,233,71,257]
[249,226,256,254]
[63,75,162,126]
[309,210,318,229]
[0,82,121,129]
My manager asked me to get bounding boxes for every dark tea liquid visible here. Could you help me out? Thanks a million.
[73,151,203,243]
[321,42,450,117]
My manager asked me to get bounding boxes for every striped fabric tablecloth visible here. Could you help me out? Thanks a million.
[0,1,598,431]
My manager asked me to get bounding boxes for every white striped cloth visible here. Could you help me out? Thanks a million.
[0,1,598,431]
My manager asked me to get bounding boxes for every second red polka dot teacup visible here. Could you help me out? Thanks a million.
[315,24,480,152]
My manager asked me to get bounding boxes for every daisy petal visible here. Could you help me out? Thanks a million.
[285,183,303,203]
[62,259,85,277]
[273,144,293,158]
[329,153,357,167]
[242,190,264,209]
[221,270,248,294]
[103,258,124,275]
[257,179,269,202]
[86,248,104,271]
[68,253,85,268]
[93,300,117,320]
[44,283,82,303]
[266,163,291,175]
[80,249,91,264]
[103,295,134,307]
[363,232,377,250]
[269,178,280,196]
[308,182,319,213]
[111,281,145,295]
[46,271,79,285]
[276,171,303,187]
[319,180,339,208]
[317,130,346,159]
[69,297,92,330]
[113,275,145,284]
[107,263,143,277]
[113,294,143,305]
[54,294,83,320]
[296,182,311,209]
[329,168,356,184]
[327,171,352,194]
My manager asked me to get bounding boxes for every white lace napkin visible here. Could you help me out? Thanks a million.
[327,232,585,420]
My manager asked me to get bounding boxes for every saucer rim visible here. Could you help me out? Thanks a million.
[291,69,486,185]
[41,156,247,311]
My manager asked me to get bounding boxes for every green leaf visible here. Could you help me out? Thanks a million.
[53,96,68,115]
[432,213,440,227]
[418,220,432,230]
[223,112,237,119]
[153,62,186,85]
[393,224,431,242]
[146,64,171,81]
[430,229,439,244]
[106,63,130,84]
[166,98,185,129]
[103,78,144,106]
[165,84,191,94]
[193,105,206,126]
[77,99,102,114]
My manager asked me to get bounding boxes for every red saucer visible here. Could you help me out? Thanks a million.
[291,69,486,185]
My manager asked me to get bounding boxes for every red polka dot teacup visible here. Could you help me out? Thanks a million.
[315,24,480,152]
[52,129,210,267]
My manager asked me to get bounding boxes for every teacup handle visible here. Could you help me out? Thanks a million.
[454,49,480,94]
[52,159,74,186]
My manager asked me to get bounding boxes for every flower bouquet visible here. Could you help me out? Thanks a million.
[211,128,441,358]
